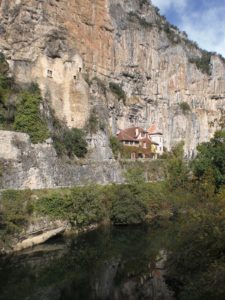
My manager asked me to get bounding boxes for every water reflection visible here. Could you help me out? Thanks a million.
[0,226,174,300]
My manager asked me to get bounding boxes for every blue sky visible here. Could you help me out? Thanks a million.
[151,0,225,57]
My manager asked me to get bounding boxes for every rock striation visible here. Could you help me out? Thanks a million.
[0,130,122,189]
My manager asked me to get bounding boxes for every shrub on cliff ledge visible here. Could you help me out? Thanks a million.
[53,127,88,158]
[189,51,212,75]
[13,84,49,144]
[0,53,16,129]
[110,135,123,159]
[179,102,191,114]
[109,82,126,104]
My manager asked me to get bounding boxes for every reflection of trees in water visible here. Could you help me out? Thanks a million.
[0,226,174,300]
[165,204,225,300]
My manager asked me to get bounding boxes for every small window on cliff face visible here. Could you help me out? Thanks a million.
[74,75,77,80]
[79,67,82,73]
[47,70,53,78]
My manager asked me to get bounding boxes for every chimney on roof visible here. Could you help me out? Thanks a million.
[135,128,139,136]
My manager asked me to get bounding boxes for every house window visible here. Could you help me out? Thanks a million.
[47,70,53,78]
[143,142,147,149]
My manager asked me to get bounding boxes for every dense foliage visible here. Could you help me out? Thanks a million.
[35,186,105,227]
[0,54,16,128]
[0,190,33,249]
[189,51,212,75]
[109,135,123,159]
[53,127,88,158]
[14,85,49,143]
[109,82,126,103]
[164,130,225,300]
[110,185,148,224]
[166,187,225,300]
[179,102,191,114]
[192,130,225,190]
[164,141,189,190]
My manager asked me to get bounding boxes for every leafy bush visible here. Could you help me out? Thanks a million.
[13,85,49,143]
[124,167,145,184]
[128,12,153,28]
[139,0,149,7]
[0,189,33,234]
[189,51,212,75]
[86,111,99,134]
[0,54,17,128]
[110,184,148,225]
[163,23,181,44]
[35,186,106,227]
[109,135,123,159]
[70,186,105,226]
[109,82,126,104]
[165,142,189,190]
[53,127,88,158]
[179,102,191,114]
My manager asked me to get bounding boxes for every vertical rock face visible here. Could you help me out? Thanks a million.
[0,131,122,189]
[0,0,225,156]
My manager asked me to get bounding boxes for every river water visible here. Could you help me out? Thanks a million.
[0,225,175,300]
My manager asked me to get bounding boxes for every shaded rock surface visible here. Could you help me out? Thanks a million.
[0,130,122,189]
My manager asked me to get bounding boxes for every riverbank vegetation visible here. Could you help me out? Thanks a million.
[0,127,225,298]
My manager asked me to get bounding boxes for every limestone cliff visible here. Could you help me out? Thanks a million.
[0,131,121,189]
[0,0,225,158]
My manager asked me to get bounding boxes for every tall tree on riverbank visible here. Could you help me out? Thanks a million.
[165,141,189,190]
[192,130,225,191]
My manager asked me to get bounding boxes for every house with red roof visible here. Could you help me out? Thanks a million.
[117,126,160,159]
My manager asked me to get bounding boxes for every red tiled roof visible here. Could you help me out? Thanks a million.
[117,127,144,141]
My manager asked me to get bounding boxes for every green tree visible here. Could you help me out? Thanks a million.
[110,185,147,225]
[165,141,189,190]
[192,130,225,190]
